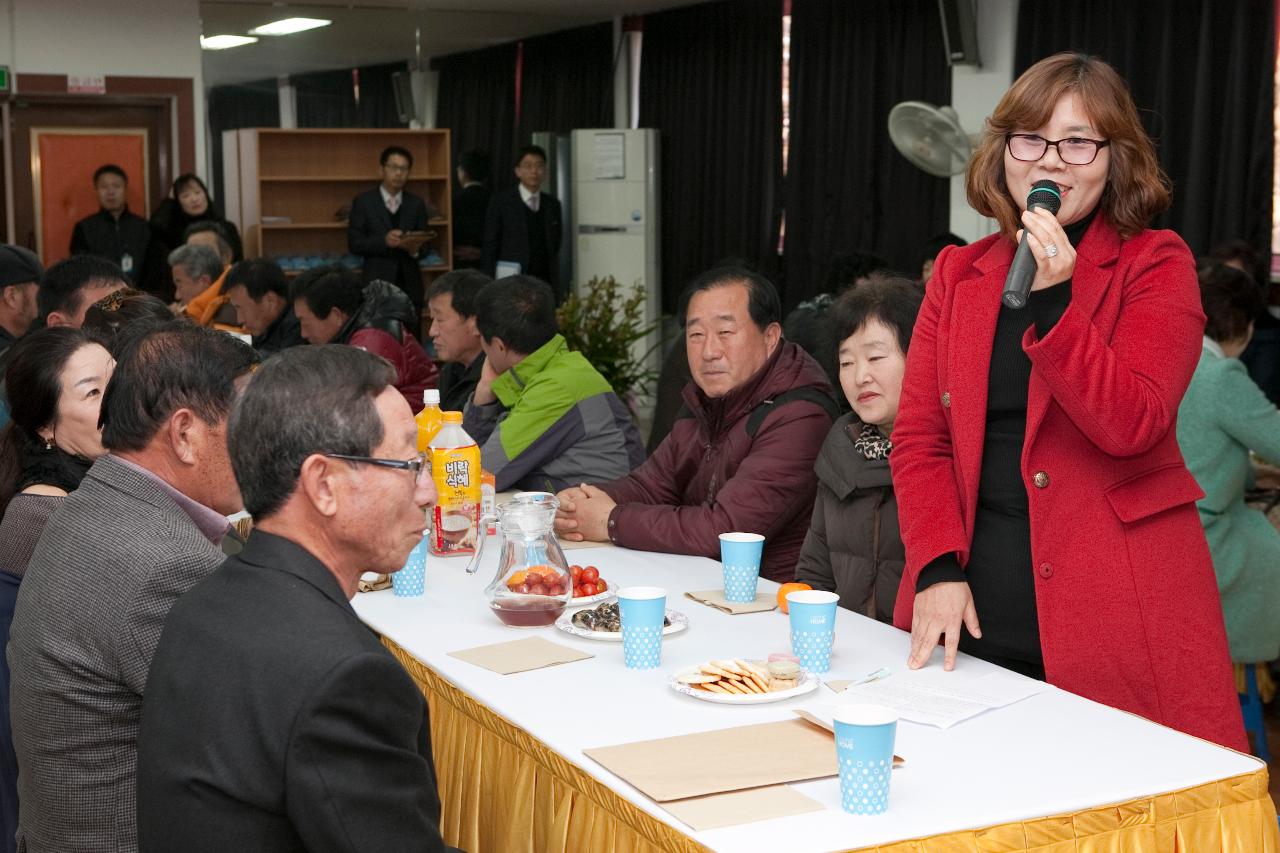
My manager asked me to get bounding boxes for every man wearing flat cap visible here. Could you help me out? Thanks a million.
[0,245,42,360]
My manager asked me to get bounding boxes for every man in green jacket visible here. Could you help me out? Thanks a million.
[463,275,645,492]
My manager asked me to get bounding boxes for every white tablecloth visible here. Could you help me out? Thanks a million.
[352,541,1264,853]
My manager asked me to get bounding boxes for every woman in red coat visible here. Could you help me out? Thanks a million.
[890,52,1246,750]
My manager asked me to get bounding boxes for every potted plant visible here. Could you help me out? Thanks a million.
[556,276,660,417]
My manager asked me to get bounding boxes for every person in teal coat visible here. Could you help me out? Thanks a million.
[1177,262,1280,664]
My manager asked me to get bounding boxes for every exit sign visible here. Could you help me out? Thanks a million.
[0,66,10,95]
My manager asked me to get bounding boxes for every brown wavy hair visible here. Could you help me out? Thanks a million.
[965,52,1170,240]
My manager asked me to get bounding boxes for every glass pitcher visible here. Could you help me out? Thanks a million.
[466,492,572,626]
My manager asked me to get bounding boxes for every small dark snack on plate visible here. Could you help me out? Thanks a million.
[571,601,670,632]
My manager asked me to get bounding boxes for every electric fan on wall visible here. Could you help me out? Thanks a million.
[887,101,975,177]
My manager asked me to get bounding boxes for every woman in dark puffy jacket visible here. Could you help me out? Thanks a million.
[795,277,922,622]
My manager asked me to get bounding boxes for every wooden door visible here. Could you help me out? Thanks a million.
[8,98,170,260]
[32,129,149,266]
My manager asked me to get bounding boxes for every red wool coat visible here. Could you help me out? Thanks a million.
[890,215,1247,751]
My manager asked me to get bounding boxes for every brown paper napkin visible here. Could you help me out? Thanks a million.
[357,573,392,593]
[448,637,593,675]
[585,718,835,802]
[684,589,777,615]
[559,538,613,551]
[662,785,824,831]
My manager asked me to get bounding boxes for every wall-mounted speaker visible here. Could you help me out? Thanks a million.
[392,71,416,124]
[938,0,981,67]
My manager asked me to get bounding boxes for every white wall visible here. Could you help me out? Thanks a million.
[948,0,1017,241]
[0,0,206,175]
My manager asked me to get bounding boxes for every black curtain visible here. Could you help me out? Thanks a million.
[357,62,414,127]
[435,44,519,190]
[294,69,360,127]
[1015,0,1275,274]
[294,62,409,128]
[518,22,615,140]
[640,0,783,312]
[207,79,280,210]
[782,0,952,308]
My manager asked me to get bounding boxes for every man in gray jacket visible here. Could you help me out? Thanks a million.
[7,323,258,852]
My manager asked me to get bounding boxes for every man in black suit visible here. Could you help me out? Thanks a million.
[136,345,457,853]
[452,149,490,270]
[348,146,434,328]
[481,145,564,301]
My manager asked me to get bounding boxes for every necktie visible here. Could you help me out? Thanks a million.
[387,195,400,215]
[526,194,539,213]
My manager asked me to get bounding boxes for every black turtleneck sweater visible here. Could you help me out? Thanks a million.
[917,209,1097,674]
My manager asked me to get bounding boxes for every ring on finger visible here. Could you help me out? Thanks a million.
[1044,243,1059,258]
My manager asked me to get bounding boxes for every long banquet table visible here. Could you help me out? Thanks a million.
[352,541,1278,852]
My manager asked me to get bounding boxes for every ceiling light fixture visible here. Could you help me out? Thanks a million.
[200,34,259,50]
[249,17,332,36]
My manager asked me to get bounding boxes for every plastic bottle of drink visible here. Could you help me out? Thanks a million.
[416,389,444,453]
[428,412,481,556]
[480,469,496,534]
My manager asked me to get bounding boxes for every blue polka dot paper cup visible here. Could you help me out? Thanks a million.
[833,704,898,815]
[719,532,765,603]
[392,537,428,597]
[618,586,667,669]
[787,589,839,672]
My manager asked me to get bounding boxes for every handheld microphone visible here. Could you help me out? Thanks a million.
[1001,180,1062,309]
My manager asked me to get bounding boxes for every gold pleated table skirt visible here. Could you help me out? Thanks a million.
[383,637,1279,853]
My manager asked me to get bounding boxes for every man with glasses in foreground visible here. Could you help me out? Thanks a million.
[136,345,457,852]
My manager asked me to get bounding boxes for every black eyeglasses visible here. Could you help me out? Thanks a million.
[325,452,429,483]
[1006,133,1110,166]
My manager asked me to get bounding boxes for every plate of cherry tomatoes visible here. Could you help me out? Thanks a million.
[567,564,613,606]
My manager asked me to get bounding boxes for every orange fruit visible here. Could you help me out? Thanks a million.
[506,570,528,589]
[776,582,813,614]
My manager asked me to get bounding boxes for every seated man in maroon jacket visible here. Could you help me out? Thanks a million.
[554,267,838,582]
[290,266,438,413]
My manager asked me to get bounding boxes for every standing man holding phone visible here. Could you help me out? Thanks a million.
[348,146,436,332]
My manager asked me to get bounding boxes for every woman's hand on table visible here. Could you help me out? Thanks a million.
[908,581,981,672]
[553,483,615,542]
[1020,207,1076,292]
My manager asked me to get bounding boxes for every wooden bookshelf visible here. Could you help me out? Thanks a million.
[223,128,453,301]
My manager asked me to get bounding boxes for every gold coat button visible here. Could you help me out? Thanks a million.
[941,392,951,408]
[1033,471,1050,489]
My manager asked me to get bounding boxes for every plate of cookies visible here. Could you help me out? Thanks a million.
[669,657,819,704]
